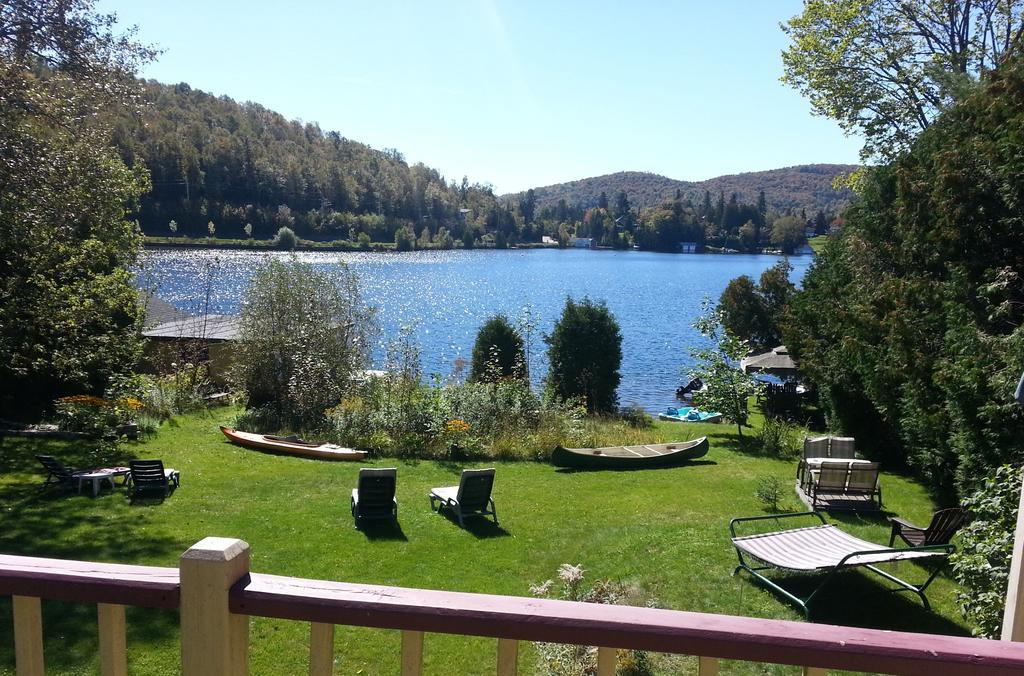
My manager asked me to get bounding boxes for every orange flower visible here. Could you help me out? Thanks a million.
[445,419,471,434]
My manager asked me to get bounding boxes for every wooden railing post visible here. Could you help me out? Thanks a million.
[180,537,250,676]
[1002,471,1024,641]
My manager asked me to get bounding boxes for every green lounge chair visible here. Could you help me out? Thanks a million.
[429,468,498,528]
[128,459,180,499]
[350,468,398,528]
[36,455,88,492]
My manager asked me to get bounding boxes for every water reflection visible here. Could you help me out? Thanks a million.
[137,248,810,412]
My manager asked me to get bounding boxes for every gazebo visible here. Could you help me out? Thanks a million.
[741,345,799,378]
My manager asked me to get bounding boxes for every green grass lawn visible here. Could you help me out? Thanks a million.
[807,235,830,253]
[0,410,969,674]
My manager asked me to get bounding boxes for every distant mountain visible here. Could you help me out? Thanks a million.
[508,164,858,216]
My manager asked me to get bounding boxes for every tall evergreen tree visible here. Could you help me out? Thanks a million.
[546,298,622,413]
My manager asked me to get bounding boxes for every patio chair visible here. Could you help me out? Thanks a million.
[797,436,831,485]
[350,468,398,528]
[429,468,498,528]
[845,461,882,508]
[829,437,857,459]
[889,508,969,548]
[128,459,180,499]
[807,461,850,508]
[36,455,87,491]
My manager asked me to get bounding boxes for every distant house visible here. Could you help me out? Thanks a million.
[541,235,558,245]
[678,241,698,253]
[570,237,593,248]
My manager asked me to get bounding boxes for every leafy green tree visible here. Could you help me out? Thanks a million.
[234,259,375,430]
[545,298,622,413]
[770,216,805,254]
[718,276,768,347]
[719,261,795,349]
[470,316,526,383]
[518,188,536,224]
[782,0,1024,160]
[169,219,178,234]
[244,222,253,238]
[951,465,1022,638]
[690,304,761,437]
[395,225,415,251]
[784,54,1024,499]
[207,220,216,237]
[0,0,154,418]
[273,226,297,250]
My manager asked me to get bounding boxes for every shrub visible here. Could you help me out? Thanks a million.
[546,297,622,413]
[951,464,1018,637]
[754,476,786,512]
[619,405,653,429]
[273,226,298,250]
[758,417,799,458]
[326,374,585,460]
[233,259,375,431]
[469,315,525,383]
[530,564,652,676]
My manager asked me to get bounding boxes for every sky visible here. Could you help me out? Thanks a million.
[96,0,862,194]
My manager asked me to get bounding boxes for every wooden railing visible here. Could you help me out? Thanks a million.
[5,537,1024,675]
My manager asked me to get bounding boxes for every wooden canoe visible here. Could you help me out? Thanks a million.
[551,436,709,470]
[219,426,368,461]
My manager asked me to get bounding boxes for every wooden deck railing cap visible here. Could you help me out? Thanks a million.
[181,537,249,562]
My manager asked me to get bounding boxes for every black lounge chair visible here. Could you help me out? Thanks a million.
[128,459,180,499]
[351,468,398,528]
[731,512,953,618]
[889,508,969,548]
[36,455,87,491]
[429,468,498,528]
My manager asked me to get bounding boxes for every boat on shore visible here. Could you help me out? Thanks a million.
[552,437,709,470]
[658,406,723,423]
[219,426,368,461]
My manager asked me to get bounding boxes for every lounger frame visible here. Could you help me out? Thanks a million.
[729,512,952,619]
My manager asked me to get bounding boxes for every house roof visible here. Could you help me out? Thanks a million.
[142,315,241,341]
[138,291,191,329]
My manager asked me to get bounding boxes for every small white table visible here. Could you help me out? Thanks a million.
[76,467,130,497]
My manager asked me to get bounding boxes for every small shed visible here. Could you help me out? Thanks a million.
[142,314,241,383]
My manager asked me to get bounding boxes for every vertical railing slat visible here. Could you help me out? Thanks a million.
[596,647,616,676]
[698,656,719,675]
[400,630,423,676]
[497,638,518,675]
[12,595,44,676]
[309,622,334,676]
[98,603,128,676]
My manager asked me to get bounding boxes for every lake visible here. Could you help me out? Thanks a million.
[138,248,811,412]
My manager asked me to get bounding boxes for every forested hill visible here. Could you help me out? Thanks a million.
[113,80,503,241]
[509,165,857,215]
